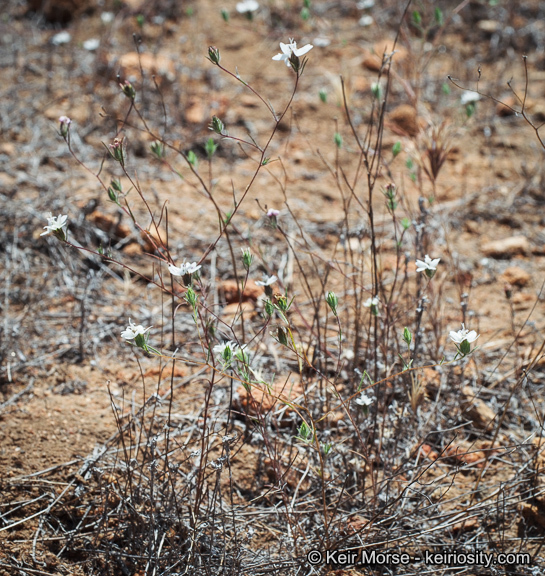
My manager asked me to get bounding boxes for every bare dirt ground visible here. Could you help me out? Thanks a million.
[1,0,545,574]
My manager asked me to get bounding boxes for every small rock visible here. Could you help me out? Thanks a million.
[387,104,419,137]
[143,364,187,380]
[500,266,530,287]
[361,53,382,72]
[496,96,517,117]
[521,503,545,529]
[220,279,263,304]
[221,301,256,322]
[481,236,530,258]
[477,19,501,34]
[461,386,496,429]
[234,378,303,426]
[415,443,439,461]
[122,243,143,256]
[88,211,131,239]
[445,443,486,467]
[51,30,71,45]
[373,39,408,62]
[0,142,16,156]
[83,38,100,51]
[184,97,206,124]
[116,52,176,84]
[512,292,534,310]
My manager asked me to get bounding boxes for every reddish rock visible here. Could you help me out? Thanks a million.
[88,210,131,239]
[500,266,530,287]
[388,105,419,137]
[416,443,439,461]
[361,53,382,72]
[445,443,486,467]
[481,236,530,258]
[461,386,496,429]
[234,378,303,426]
[115,52,176,84]
[220,279,263,304]
[496,96,517,117]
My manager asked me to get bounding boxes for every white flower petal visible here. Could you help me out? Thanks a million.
[293,43,313,57]
[169,264,186,276]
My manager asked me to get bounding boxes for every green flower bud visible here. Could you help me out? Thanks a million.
[326,291,338,316]
[119,80,136,100]
[208,46,221,65]
[209,115,225,135]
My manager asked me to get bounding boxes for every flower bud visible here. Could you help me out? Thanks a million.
[59,115,71,138]
[241,247,253,271]
[108,186,119,204]
[119,80,136,100]
[185,286,198,309]
[208,46,221,65]
[209,116,225,135]
[109,138,125,166]
[264,299,274,317]
[150,140,164,159]
[326,291,338,316]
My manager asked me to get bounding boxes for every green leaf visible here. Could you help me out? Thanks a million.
[187,150,198,167]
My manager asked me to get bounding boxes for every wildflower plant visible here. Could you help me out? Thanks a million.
[36,14,542,575]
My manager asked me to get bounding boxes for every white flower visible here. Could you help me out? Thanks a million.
[121,318,151,341]
[255,275,277,287]
[169,262,201,276]
[185,262,202,275]
[460,90,480,105]
[272,39,313,67]
[213,341,239,367]
[449,323,479,345]
[236,0,259,13]
[40,213,68,236]
[168,263,186,276]
[355,393,373,407]
[415,254,441,273]
[364,296,380,308]
[213,341,238,356]
[267,208,280,217]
